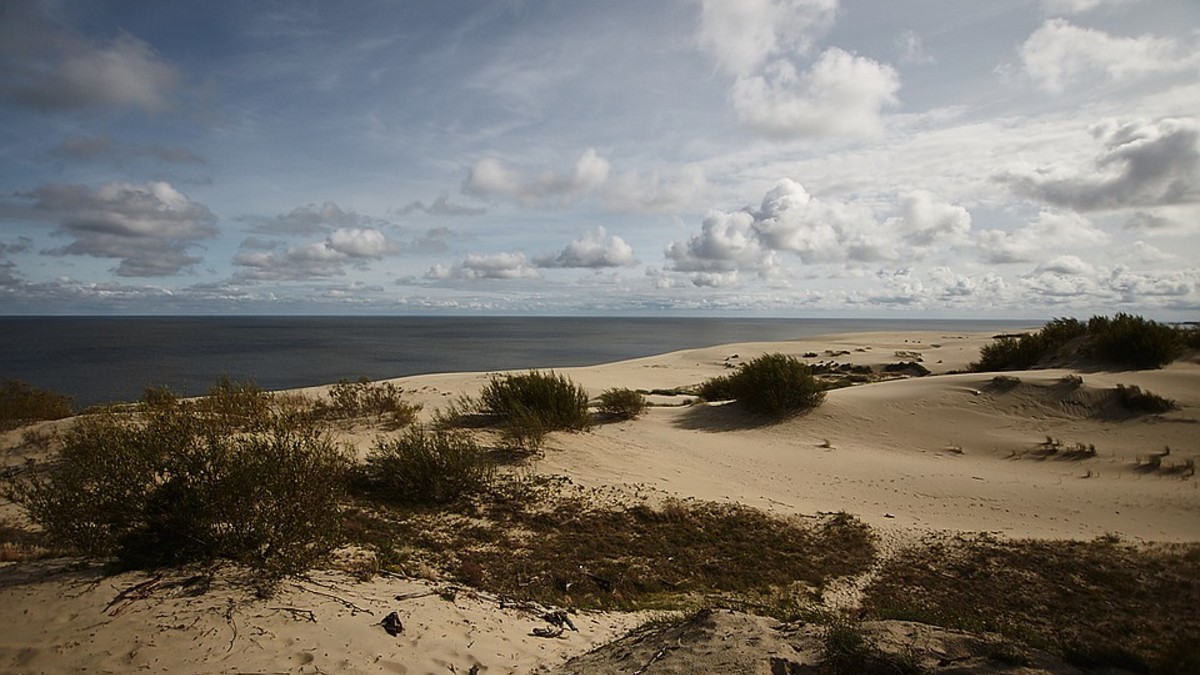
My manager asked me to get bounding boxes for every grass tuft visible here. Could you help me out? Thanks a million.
[596,388,648,421]
[478,371,590,449]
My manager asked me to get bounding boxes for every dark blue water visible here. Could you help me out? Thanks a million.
[0,316,1017,408]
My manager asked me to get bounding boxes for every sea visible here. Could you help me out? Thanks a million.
[1,316,1020,408]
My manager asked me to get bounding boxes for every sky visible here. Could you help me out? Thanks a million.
[0,0,1197,318]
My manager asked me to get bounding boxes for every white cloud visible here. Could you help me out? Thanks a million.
[976,210,1109,264]
[751,178,888,262]
[730,48,900,138]
[892,190,971,247]
[695,0,837,76]
[1036,254,1094,275]
[998,117,1200,211]
[534,227,636,269]
[1018,19,1196,93]
[463,149,610,205]
[19,181,216,277]
[232,227,393,280]
[428,251,540,280]
[665,210,778,280]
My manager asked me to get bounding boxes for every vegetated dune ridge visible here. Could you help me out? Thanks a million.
[1,329,1196,674]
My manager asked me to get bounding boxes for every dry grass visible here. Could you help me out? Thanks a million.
[344,476,875,612]
[861,534,1200,673]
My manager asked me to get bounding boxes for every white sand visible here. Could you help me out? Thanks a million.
[2,329,1197,673]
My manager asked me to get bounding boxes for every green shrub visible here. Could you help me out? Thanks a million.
[697,374,736,402]
[1114,384,1176,414]
[363,426,493,504]
[319,377,420,427]
[1088,313,1182,368]
[194,375,274,430]
[974,315,1182,371]
[479,371,590,448]
[597,388,647,420]
[5,408,349,582]
[701,353,825,418]
[0,380,73,431]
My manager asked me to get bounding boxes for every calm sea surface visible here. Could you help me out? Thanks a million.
[1,316,1017,407]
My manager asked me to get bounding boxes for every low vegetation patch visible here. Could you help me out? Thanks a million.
[3,405,350,584]
[361,426,494,504]
[346,477,874,611]
[972,314,1185,372]
[0,379,73,431]
[821,618,921,675]
[699,353,825,419]
[1114,384,1177,414]
[315,377,421,428]
[477,371,591,449]
[596,388,647,421]
[861,535,1200,673]
[192,374,275,431]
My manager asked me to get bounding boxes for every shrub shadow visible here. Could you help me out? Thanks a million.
[672,402,787,432]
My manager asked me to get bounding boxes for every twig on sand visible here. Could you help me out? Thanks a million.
[291,582,375,616]
[269,606,318,623]
[105,574,164,617]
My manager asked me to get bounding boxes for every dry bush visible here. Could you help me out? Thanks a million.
[478,371,590,449]
[0,380,73,431]
[1114,384,1176,414]
[361,426,494,504]
[597,388,648,420]
[4,407,350,583]
[319,377,420,427]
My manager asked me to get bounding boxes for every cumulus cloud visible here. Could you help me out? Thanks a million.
[695,0,837,76]
[11,181,216,277]
[1131,240,1174,263]
[998,117,1200,211]
[463,149,610,205]
[891,190,971,247]
[534,227,636,269]
[393,195,485,217]
[730,48,900,138]
[428,251,540,281]
[1018,19,1197,93]
[976,210,1109,264]
[246,201,391,236]
[663,179,974,285]
[665,210,778,281]
[232,227,394,280]
[0,2,182,112]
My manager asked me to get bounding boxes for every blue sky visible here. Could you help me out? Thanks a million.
[0,0,1197,317]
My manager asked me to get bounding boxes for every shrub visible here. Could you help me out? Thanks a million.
[697,374,736,402]
[990,375,1022,389]
[0,380,73,431]
[1114,384,1177,414]
[319,377,420,427]
[597,388,647,420]
[363,426,493,504]
[478,371,590,448]
[140,385,179,412]
[194,375,274,430]
[973,315,1182,372]
[701,353,825,419]
[1088,313,1182,368]
[5,408,349,582]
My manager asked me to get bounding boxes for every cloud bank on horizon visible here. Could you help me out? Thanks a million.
[0,0,1197,317]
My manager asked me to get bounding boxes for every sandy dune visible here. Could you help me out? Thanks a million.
[2,329,1196,673]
